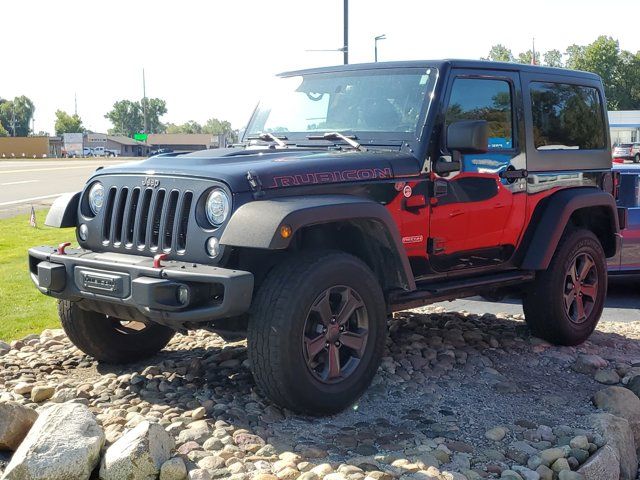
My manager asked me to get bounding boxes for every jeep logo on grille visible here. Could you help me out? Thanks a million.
[142,177,160,188]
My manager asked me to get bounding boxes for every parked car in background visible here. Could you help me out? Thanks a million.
[610,164,640,273]
[613,143,640,163]
[89,147,119,157]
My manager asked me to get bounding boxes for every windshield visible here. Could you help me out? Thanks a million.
[245,67,438,140]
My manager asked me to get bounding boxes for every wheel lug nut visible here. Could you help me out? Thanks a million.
[325,342,330,348]
[339,326,344,331]
[335,341,341,347]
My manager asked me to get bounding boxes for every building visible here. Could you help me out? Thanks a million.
[609,111,640,145]
[0,137,49,158]
[105,135,149,157]
[146,133,225,152]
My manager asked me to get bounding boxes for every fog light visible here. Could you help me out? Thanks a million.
[78,224,89,241]
[206,237,220,257]
[177,285,190,306]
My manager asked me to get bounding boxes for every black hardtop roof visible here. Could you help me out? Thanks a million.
[279,59,601,81]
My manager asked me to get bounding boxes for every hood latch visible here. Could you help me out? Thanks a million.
[246,170,264,199]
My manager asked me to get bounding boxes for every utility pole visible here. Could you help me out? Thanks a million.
[343,0,348,64]
[10,104,16,137]
[142,68,148,134]
[374,34,386,62]
[74,93,78,116]
[531,37,536,65]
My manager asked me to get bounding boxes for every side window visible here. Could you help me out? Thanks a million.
[530,82,605,150]
[445,78,513,150]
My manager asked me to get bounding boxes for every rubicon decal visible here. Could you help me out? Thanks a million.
[271,167,392,188]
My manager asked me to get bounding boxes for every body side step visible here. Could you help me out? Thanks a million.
[389,270,534,312]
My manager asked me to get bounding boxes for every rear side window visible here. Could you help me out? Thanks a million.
[445,78,513,150]
[530,82,606,150]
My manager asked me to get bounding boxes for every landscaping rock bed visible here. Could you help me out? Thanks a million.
[1,306,639,479]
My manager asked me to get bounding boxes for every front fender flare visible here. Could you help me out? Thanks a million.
[220,195,416,290]
[45,192,80,228]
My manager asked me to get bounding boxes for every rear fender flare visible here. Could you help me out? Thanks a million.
[520,188,619,270]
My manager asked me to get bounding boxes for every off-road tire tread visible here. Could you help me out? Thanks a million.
[58,300,175,363]
[247,250,386,414]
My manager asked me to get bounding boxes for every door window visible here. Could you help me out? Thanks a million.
[445,78,513,150]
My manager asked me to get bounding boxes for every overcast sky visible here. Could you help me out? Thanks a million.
[3,0,640,135]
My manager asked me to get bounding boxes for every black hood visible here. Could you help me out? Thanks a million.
[92,147,422,192]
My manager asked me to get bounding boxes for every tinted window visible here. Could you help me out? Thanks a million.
[530,82,605,150]
[445,78,513,150]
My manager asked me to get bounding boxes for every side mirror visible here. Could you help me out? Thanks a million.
[447,120,489,154]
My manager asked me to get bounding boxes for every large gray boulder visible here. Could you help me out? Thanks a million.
[577,444,620,480]
[593,386,640,452]
[0,403,37,451]
[99,421,175,480]
[2,403,105,480]
[589,413,636,480]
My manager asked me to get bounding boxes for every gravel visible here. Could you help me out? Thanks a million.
[1,305,640,479]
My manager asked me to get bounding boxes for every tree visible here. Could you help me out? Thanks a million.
[105,100,143,137]
[0,96,35,136]
[543,49,563,67]
[105,97,167,136]
[517,50,535,65]
[54,110,84,135]
[0,123,7,137]
[141,98,167,133]
[484,44,514,62]
[202,117,238,143]
[166,120,203,134]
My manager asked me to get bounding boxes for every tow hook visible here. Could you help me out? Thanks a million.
[153,253,169,268]
[57,242,71,255]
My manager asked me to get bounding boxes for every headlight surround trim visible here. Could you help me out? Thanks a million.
[205,188,231,227]
[88,182,104,216]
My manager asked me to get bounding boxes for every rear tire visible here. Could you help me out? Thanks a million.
[635,154,640,164]
[523,229,606,346]
[59,300,175,363]
[247,250,387,415]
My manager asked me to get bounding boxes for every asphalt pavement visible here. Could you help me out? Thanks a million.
[0,158,128,218]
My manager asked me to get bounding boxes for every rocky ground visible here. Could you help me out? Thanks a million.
[1,306,640,480]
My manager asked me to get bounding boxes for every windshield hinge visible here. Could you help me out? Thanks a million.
[246,170,264,199]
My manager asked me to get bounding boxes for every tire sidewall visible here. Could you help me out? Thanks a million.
[546,231,607,343]
[271,254,386,411]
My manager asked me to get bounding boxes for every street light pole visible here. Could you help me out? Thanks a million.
[343,0,348,64]
[374,34,386,62]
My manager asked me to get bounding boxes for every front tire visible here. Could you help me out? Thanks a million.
[59,300,175,363]
[634,154,640,164]
[247,251,387,415]
[523,229,606,346]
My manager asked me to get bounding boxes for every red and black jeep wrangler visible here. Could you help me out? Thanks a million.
[30,60,620,414]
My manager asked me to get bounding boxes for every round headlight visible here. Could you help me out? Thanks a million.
[205,188,230,226]
[88,182,104,215]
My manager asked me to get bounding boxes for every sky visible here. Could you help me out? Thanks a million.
[3,0,640,135]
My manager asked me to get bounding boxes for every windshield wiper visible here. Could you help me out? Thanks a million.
[246,132,288,148]
[306,132,364,151]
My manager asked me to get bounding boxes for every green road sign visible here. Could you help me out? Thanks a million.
[134,133,148,142]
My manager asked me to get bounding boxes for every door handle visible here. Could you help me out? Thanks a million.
[499,168,528,180]
[494,203,506,209]
[449,210,464,218]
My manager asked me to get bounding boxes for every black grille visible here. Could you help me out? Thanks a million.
[101,186,192,254]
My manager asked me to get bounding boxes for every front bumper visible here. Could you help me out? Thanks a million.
[28,246,254,327]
